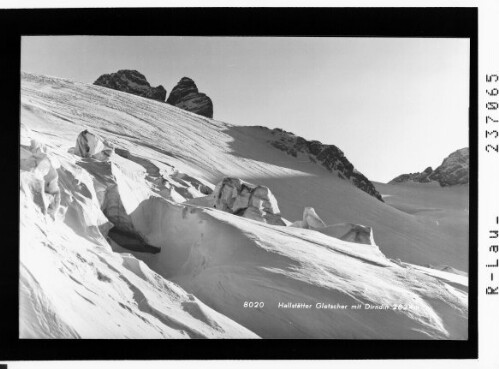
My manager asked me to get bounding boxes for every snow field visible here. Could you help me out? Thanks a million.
[19,72,468,339]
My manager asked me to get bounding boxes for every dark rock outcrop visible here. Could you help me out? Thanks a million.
[390,148,469,186]
[166,77,213,118]
[94,70,166,102]
[389,166,433,184]
[427,148,469,186]
[269,129,384,202]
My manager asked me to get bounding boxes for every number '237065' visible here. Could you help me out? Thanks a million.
[486,74,499,153]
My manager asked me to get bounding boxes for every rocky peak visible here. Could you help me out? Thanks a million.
[166,77,198,103]
[166,77,213,118]
[389,148,469,186]
[268,128,384,202]
[428,148,469,186]
[93,70,166,102]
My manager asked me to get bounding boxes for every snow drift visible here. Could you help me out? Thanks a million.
[20,129,255,338]
[19,72,468,339]
[290,207,376,246]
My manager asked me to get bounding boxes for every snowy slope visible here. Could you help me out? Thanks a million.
[22,73,469,271]
[375,181,469,271]
[20,72,468,339]
[20,128,256,338]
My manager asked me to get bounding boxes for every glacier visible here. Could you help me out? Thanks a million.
[19,72,468,339]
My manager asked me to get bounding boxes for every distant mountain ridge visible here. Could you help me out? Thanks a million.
[390,148,469,186]
[94,70,213,118]
[267,127,384,201]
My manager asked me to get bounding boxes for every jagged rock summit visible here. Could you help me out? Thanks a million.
[93,70,167,102]
[390,148,469,186]
[427,148,469,186]
[269,128,383,201]
[166,77,213,118]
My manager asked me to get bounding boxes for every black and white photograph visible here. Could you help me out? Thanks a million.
[19,34,471,340]
[6,3,499,366]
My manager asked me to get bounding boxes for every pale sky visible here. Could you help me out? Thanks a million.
[21,36,469,183]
